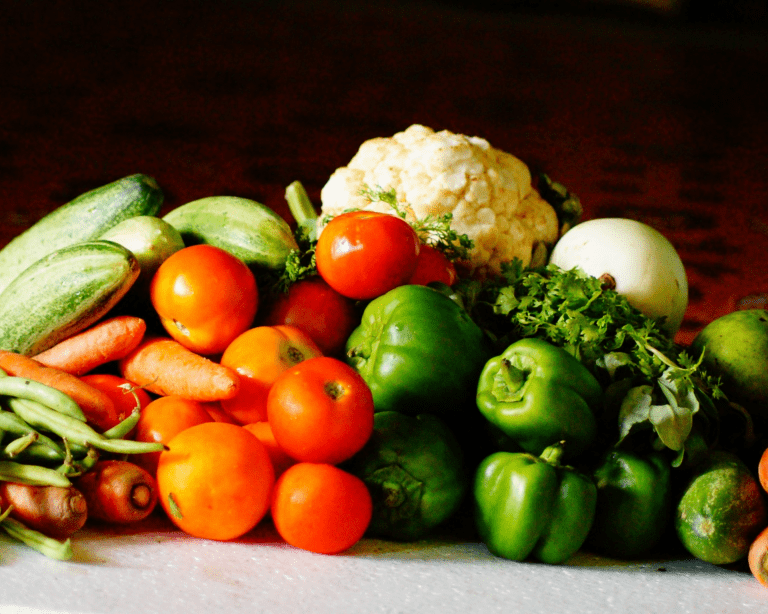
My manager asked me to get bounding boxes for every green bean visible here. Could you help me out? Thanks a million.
[3,432,38,457]
[0,409,66,457]
[103,408,141,440]
[0,460,72,487]
[0,376,86,421]
[0,515,74,560]
[6,442,66,464]
[7,397,164,456]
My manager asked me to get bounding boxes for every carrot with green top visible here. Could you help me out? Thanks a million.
[119,336,240,401]
[32,316,146,376]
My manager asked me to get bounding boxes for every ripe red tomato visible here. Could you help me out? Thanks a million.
[315,211,420,300]
[408,244,458,286]
[79,373,152,433]
[271,462,372,554]
[150,244,258,356]
[260,277,360,356]
[266,356,374,465]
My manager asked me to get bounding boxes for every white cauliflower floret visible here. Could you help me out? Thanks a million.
[319,124,559,277]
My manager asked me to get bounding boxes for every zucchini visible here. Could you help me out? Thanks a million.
[162,196,298,270]
[0,241,140,356]
[0,174,163,294]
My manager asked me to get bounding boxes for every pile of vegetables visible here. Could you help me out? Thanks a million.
[1,125,768,588]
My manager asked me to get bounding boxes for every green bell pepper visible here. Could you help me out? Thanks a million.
[343,410,469,541]
[346,284,492,417]
[585,448,672,559]
[475,337,603,459]
[473,443,597,564]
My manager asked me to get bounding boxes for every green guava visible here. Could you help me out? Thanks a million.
[690,309,768,409]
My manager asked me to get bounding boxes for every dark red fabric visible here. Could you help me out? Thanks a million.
[1,1,766,345]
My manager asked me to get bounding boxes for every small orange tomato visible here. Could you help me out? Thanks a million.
[749,525,768,587]
[133,395,214,476]
[220,325,323,425]
[150,244,259,355]
[79,373,153,433]
[260,277,359,356]
[315,210,420,300]
[157,422,275,540]
[202,401,238,424]
[408,244,457,286]
[243,421,295,478]
[271,462,372,554]
[758,448,768,493]
[267,356,374,465]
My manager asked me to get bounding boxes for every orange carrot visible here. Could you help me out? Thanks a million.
[32,316,147,376]
[0,351,116,431]
[118,336,240,401]
[74,459,158,524]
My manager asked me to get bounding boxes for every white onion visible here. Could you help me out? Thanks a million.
[548,218,688,336]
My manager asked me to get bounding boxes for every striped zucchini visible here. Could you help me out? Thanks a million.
[0,241,140,356]
[0,174,163,294]
[162,196,298,270]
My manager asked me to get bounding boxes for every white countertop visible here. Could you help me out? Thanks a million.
[3,515,767,614]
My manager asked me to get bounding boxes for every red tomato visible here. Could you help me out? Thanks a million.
[150,244,259,356]
[260,277,360,356]
[271,462,372,554]
[243,421,296,478]
[408,244,458,286]
[79,373,152,433]
[266,356,374,465]
[315,211,420,300]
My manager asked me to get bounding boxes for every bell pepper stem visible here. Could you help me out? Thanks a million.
[492,358,527,400]
[540,441,566,466]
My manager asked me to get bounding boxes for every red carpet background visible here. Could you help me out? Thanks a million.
[1,0,766,346]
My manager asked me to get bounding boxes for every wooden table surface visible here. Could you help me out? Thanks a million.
[1,0,767,345]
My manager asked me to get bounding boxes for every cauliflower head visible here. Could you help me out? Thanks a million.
[319,124,560,277]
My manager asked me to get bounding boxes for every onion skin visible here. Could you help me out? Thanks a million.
[549,218,688,336]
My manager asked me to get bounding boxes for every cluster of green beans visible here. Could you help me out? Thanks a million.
[0,367,164,560]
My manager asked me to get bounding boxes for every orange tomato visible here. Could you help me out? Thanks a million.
[133,395,214,476]
[79,373,153,433]
[202,401,238,424]
[157,422,275,540]
[150,244,259,355]
[266,356,374,465]
[243,421,295,478]
[271,462,372,554]
[220,325,323,425]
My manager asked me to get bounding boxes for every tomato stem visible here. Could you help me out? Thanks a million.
[323,381,345,401]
